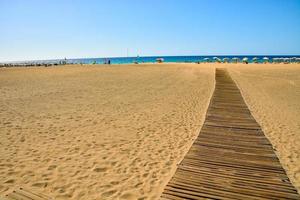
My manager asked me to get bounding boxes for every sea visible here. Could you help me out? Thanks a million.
[2,55,300,65]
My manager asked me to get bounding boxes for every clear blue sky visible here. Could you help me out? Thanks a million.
[1,0,300,61]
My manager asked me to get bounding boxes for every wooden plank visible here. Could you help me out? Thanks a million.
[1,188,52,200]
[161,68,300,199]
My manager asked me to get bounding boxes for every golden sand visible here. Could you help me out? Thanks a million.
[1,63,299,199]
[0,64,214,199]
[227,63,300,193]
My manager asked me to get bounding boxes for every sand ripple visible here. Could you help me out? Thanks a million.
[0,64,214,199]
[229,64,300,193]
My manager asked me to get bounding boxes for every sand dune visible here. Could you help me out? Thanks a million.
[228,63,300,193]
[0,64,214,199]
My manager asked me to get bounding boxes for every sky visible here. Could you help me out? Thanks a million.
[0,0,300,62]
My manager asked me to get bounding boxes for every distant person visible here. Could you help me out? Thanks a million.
[108,59,111,65]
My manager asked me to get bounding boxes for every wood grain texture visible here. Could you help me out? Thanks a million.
[161,68,300,200]
[1,188,53,200]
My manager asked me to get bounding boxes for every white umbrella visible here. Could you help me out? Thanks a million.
[203,58,210,62]
[252,57,259,63]
[263,57,269,63]
[213,57,221,63]
[232,57,240,63]
[156,58,164,63]
[283,58,290,63]
[278,57,284,63]
[272,58,279,63]
[242,57,248,62]
[223,58,229,63]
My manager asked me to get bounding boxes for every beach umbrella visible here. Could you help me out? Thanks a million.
[263,57,269,63]
[156,58,164,63]
[223,58,229,63]
[213,57,221,63]
[279,58,284,63]
[252,57,259,63]
[277,57,283,63]
[242,57,248,64]
[213,57,220,61]
[283,58,290,63]
[203,58,210,62]
[62,57,67,65]
[232,57,240,63]
[272,58,279,63]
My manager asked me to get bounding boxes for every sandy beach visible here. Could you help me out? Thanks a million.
[1,63,300,199]
[0,64,214,199]
[228,63,300,193]
[1,0,299,198]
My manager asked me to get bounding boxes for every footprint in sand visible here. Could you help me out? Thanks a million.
[101,189,117,198]
[4,179,15,184]
[48,165,57,170]
[120,192,136,200]
[110,181,119,185]
[32,181,48,188]
[93,167,107,173]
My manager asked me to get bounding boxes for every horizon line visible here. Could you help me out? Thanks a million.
[1,54,300,63]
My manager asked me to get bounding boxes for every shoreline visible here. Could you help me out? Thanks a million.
[1,62,300,69]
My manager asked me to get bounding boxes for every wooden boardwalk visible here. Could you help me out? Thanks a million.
[1,188,52,200]
[161,69,300,200]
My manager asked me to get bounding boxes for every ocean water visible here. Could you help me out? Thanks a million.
[2,55,300,65]
[62,55,300,64]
